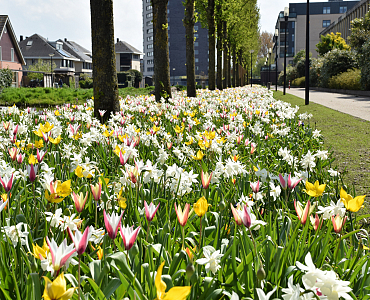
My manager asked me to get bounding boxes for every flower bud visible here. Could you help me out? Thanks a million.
[257,265,266,280]
[186,263,195,279]
[219,200,226,210]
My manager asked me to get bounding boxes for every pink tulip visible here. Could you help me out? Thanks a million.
[37,149,47,162]
[0,174,14,192]
[90,182,102,201]
[68,226,93,255]
[174,203,190,227]
[16,153,23,164]
[230,204,243,226]
[250,180,260,193]
[144,201,160,223]
[287,174,302,190]
[46,237,76,272]
[104,210,124,240]
[120,224,141,251]
[72,191,88,213]
[26,164,38,182]
[119,151,130,166]
[332,214,347,233]
[201,170,213,189]
[13,124,18,136]
[294,200,311,225]
[8,147,18,161]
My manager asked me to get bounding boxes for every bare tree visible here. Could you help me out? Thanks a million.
[90,0,119,123]
[258,31,274,58]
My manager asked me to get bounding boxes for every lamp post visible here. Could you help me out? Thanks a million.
[275,28,278,91]
[172,68,175,86]
[249,49,254,88]
[268,48,272,90]
[49,53,54,88]
[264,60,267,86]
[305,0,310,105]
[283,7,289,95]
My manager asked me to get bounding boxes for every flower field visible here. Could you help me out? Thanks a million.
[0,86,368,300]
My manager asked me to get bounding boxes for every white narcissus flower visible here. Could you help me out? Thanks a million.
[196,246,223,275]
[256,286,277,300]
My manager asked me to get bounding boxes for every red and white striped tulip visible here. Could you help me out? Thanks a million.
[0,174,14,192]
[37,149,47,163]
[72,191,88,213]
[332,214,347,233]
[90,182,102,201]
[294,200,311,225]
[67,226,93,255]
[103,210,124,240]
[119,224,141,251]
[201,170,213,189]
[174,203,190,227]
[144,201,160,223]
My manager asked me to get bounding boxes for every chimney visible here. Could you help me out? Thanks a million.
[20,35,23,41]
[117,38,119,43]
[65,38,67,42]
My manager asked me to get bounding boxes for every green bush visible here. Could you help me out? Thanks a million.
[291,76,305,87]
[277,65,298,85]
[320,49,358,88]
[0,68,13,93]
[309,57,324,87]
[358,40,370,90]
[328,69,361,90]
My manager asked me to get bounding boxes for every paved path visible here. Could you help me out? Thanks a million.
[276,87,370,122]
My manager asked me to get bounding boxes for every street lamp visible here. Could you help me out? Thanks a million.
[172,68,175,86]
[283,6,289,95]
[268,48,272,90]
[275,28,278,91]
[305,0,310,105]
[249,49,254,88]
[264,60,267,87]
[49,53,55,88]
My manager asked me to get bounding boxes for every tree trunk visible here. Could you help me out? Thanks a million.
[207,0,215,90]
[232,47,236,87]
[153,0,171,102]
[184,0,196,97]
[227,42,231,87]
[216,4,222,90]
[90,0,119,123]
[222,21,228,89]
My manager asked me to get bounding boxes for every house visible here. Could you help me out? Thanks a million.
[19,34,92,86]
[115,38,143,72]
[0,15,26,87]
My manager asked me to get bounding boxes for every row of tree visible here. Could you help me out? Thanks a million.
[89,0,260,121]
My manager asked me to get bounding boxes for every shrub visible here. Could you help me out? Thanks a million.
[277,65,298,85]
[328,69,361,90]
[309,57,324,87]
[292,76,305,87]
[320,49,358,88]
[296,57,312,78]
[358,40,370,90]
[0,68,13,93]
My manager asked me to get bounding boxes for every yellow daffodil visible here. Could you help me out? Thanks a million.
[34,139,44,148]
[43,272,77,300]
[49,135,62,145]
[191,150,204,161]
[155,261,191,300]
[303,180,326,198]
[28,154,38,165]
[193,196,210,218]
[40,122,54,133]
[340,188,365,212]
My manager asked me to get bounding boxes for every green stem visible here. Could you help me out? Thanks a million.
[78,255,81,300]
[199,217,202,250]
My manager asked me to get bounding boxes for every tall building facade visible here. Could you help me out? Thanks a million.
[273,0,359,70]
[142,0,209,85]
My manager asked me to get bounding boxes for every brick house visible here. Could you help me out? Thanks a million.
[0,15,26,87]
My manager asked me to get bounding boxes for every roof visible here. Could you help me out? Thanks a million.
[0,15,26,65]
[58,39,92,62]
[115,40,144,55]
[19,34,79,60]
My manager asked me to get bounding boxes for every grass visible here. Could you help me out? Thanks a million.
[0,86,154,107]
[273,90,370,201]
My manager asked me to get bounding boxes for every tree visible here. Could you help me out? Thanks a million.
[349,11,370,51]
[316,32,350,56]
[27,58,56,81]
[153,0,171,102]
[183,0,196,97]
[90,0,119,123]
[0,68,13,93]
[128,69,143,88]
[258,31,273,58]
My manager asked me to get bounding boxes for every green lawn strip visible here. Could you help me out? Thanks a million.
[273,90,370,203]
[0,87,154,107]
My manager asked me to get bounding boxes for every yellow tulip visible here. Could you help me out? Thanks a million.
[49,135,62,145]
[33,128,44,137]
[28,154,38,165]
[34,139,44,148]
[191,150,204,161]
[39,122,54,133]
[193,196,210,217]
[32,239,49,260]
[303,180,326,197]
[155,261,191,300]
[103,130,114,137]
[56,180,72,198]
[340,188,365,212]
[75,166,84,178]
[43,273,77,300]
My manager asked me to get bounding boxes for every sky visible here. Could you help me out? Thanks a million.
[1,0,353,53]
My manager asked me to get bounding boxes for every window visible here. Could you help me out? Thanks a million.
[147,28,153,34]
[147,59,153,64]
[196,66,199,70]
[146,0,150,2]
[146,5,152,10]
[340,6,347,14]
[148,67,154,72]
[11,48,14,62]
[147,51,153,57]
[26,40,33,46]
[0,46,2,61]
[291,22,295,28]
[147,44,153,49]
[194,26,198,30]
[195,50,199,55]
[322,20,331,27]
[195,58,199,63]
[194,41,198,47]
[323,7,330,14]
[56,43,62,50]
[146,20,152,26]
[194,33,198,38]
[133,54,139,59]
[146,12,153,18]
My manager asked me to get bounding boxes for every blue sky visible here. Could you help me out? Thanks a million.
[1,0,353,53]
